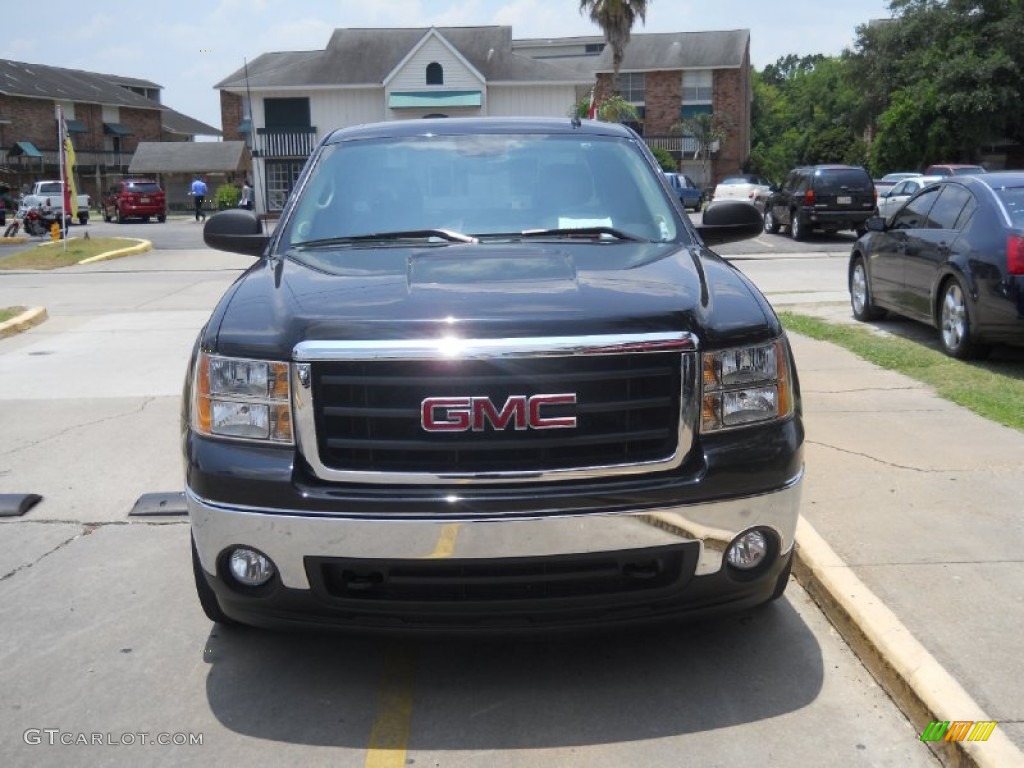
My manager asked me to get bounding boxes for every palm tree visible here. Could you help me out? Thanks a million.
[579,0,649,83]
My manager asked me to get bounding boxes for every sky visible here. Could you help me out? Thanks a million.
[6,0,893,132]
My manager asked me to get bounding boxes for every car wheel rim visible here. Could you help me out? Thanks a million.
[852,264,868,314]
[763,211,772,230]
[941,283,966,350]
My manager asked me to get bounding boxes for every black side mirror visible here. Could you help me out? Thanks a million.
[697,200,763,246]
[203,209,269,257]
[866,216,887,232]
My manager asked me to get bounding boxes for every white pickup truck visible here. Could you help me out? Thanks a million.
[18,181,90,225]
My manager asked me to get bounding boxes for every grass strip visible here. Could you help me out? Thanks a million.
[0,238,140,270]
[0,306,27,323]
[779,311,1024,432]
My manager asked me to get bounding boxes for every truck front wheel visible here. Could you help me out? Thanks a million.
[78,214,88,226]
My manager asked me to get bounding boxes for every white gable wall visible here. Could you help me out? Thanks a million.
[312,89,385,134]
[388,37,482,91]
[487,85,578,117]
[250,89,384,140]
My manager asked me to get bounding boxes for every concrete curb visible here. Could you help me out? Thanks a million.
[793,518,1024,768]
[0,306,48,338]
[1,236,29,245]
[77,238,152,264]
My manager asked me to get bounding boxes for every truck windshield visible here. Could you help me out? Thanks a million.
[281,133,683,250]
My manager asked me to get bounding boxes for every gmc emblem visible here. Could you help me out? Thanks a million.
[421,394,577,432]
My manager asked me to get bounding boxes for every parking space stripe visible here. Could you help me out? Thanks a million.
[364,646,417,768]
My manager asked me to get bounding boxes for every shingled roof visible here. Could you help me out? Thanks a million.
[0,59,164,109]
[216,27,586,89]
[129,141,249,174]
[595,30,750,72]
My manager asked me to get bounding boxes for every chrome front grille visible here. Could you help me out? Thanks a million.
[292,333,698,484]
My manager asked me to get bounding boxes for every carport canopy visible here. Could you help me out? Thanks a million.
[128,141,251,174]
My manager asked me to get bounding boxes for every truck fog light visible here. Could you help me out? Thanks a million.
[726,530,769,570]
[227,547,276,587]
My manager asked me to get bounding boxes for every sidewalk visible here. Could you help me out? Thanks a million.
[784,311,1024,766]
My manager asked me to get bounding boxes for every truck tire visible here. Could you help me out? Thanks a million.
[78,214,88,226]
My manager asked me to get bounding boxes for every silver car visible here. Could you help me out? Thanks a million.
[877,175,942,219]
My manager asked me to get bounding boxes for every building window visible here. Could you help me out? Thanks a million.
[264,97,311,129]
[585,43,605,53]
[265,159,305,212]
[615,72,645,103]
[426,62,443,86]
[683,70,713,104]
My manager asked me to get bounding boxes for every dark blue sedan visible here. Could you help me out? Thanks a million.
[848,172,1024,358]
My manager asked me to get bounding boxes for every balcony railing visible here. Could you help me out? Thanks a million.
[644,135,700,155]
[254,127,318,158]
[1,147,133,171]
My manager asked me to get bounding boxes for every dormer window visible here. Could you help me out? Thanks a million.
[426,62,443,86]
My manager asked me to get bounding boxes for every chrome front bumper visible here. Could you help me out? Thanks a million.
[188,473,802,590]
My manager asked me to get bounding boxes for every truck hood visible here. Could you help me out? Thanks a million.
[208,242,778,359]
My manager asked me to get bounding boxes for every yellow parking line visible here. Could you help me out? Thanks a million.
[364,647,417,768]
[364,524,457,767]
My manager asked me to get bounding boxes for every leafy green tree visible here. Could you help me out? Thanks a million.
[570,92,639,124]
[650,146,676,172]
[674,112,732,188]
[850,0,1024,169]
[748,54,864,179]
[579,0,649,81]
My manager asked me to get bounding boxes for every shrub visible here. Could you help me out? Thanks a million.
[650,146,677,172]
[215,183,241,209]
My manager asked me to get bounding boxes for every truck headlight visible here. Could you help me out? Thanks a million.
[701,339,794,432]
[193,353,293,443]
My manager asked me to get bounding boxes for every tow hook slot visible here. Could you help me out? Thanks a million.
[341,570,385,592]
[623,559,663,581]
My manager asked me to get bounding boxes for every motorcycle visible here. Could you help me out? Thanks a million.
[20,203,64,238]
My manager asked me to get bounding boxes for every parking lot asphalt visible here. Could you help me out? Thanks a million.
[1,232,1023,766]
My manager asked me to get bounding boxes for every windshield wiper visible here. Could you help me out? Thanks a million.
[292,229,478,248]
[519,226,644,242]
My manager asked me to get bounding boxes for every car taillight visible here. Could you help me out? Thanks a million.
[1009,234,1024,275]
[804,189,815,205]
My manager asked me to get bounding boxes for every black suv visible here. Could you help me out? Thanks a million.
[763,165,876,240]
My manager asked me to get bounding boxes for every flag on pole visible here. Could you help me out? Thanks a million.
[587,87,597,120]
[58,108,79,221]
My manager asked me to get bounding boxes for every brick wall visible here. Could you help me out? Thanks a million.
[0,95,162,154]
[221,92,243,142]
[643,71,681,135]
[712,66,750,181]
[119,107,162,152]
[1,96,62,148]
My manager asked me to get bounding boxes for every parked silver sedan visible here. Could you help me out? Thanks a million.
[877,175,942,219]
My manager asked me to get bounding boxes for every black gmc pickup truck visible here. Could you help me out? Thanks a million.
[183,117,803,632]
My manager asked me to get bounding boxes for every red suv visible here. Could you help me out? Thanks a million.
[103,179,167,223]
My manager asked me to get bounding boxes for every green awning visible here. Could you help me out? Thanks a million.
[103,122,132,136]
[11,141,42,157]
[65,119,88,134]
[237,118,252,133]
[388,90,482,109]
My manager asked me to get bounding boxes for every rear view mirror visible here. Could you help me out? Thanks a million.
[697,200,763,246]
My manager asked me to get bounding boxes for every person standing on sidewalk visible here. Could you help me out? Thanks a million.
[190,175,208,222]
[239,178,254,211]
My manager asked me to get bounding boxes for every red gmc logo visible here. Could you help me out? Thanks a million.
[421,394,577,432]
